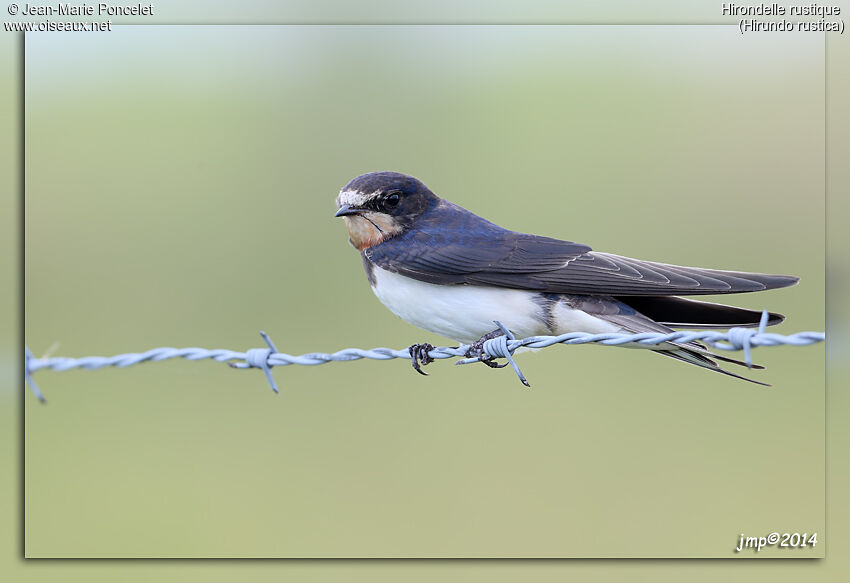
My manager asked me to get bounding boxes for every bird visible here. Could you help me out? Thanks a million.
[334,171,799,385]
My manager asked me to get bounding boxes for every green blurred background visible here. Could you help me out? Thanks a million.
[4,0,846,580]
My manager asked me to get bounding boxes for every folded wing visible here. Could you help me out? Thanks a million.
[366,202,798,296]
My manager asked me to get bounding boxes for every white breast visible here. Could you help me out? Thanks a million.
[370,266,619,344]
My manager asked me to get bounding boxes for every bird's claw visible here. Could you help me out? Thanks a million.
[408,343,435,375]
[478,356,508,369]
[464,330,508,369]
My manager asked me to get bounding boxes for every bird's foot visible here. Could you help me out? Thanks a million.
[464,330,508,369]
[408,343,435,375]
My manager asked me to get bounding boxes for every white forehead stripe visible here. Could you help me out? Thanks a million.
[337,190,375,208]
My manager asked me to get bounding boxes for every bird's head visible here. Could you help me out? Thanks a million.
[335,171,438,250]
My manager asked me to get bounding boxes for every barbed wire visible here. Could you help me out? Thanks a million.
[24,311,825,403]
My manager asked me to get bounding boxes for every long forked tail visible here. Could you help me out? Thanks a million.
[657,346,770,386]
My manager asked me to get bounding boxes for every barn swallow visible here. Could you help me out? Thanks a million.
[334,171,799,385]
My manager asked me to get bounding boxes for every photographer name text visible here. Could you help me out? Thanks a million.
[16,2,152,16]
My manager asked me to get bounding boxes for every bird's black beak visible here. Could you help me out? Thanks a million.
[335,204,363,217]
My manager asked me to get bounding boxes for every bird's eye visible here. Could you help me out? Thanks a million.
[383,192,401,210]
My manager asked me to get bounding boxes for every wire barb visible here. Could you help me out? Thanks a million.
[477,321,529,387]
[231,331,281,394]
[24,311,824,401]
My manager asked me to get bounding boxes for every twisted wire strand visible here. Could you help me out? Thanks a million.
[24,311,825,403]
